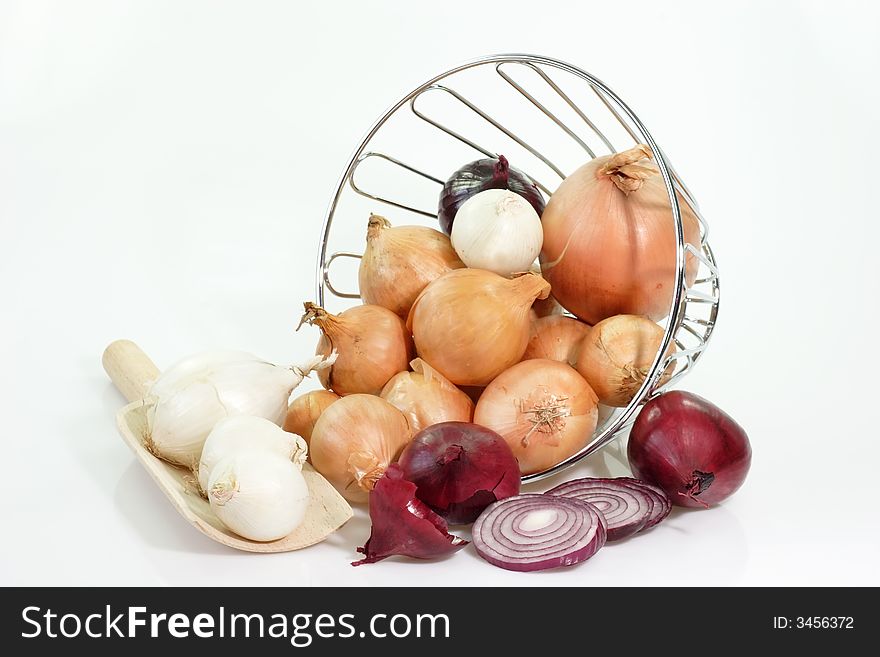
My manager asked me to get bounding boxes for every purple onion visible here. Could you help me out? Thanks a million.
[438,155,545,235]
[472,494,606,572]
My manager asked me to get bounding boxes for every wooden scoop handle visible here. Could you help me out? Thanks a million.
[102,340,160,403]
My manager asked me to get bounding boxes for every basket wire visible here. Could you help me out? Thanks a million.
[314,54,720,483]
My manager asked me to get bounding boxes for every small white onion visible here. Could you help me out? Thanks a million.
[208,451,309,542]
[451,189,543,276]
[198,415,307,492]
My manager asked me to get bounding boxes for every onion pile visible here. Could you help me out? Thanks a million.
[287,151,745,572]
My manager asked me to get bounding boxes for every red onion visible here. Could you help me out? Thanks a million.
[628,391,752,508]
[438,155,545,235]
[397,422,520,525]
[472,494,606,572]
[547,477,668,540]
[352,465,468,565]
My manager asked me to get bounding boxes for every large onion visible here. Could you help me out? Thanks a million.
[628,391,751,508]
[358,214,464,318]
[474,359,598,475]
[407,269,550,386]
[540,145,701,323]
[309,394,411,503]
[300,302,414,396]
[380,359,474,434]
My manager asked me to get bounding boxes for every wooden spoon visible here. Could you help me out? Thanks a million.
[102,339,352,553]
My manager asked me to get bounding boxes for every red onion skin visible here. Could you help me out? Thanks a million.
[397,422,521,525]
[352,465,468,565]
[628,391,751,508]
[438,155,545,235]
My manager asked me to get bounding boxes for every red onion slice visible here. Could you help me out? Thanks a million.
[472,494,607,572]
[547,478,654,541]
[613,477,672,531]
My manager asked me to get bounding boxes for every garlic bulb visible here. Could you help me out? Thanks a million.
[451,189,543,276]
[145,350,332,467]
[208,451,309,542]
[197,415,307,493]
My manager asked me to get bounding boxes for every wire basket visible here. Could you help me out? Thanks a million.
[314,54,720,483]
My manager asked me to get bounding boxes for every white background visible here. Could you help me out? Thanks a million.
[2,0,878,586]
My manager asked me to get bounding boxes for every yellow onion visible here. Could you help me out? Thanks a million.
[540,145,701,324]
[522,315,591,366]
[358,214,464,318]
[283,389,340,444]
[474,359,598,475]
[299,302,414,396]
[310,394,411,503]
[575,314,674,407]
[380,358,474,434]
[407,269,551,386]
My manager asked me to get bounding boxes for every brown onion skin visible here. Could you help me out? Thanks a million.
[310,394,411,503]
[358,215,464,319]
[522,315,590,366]
[380,360,474,435]
[306,303,414,396]
[576,314,672,407]
[540,147,701,324]
[628,391,751,508]
[283,389,340,444]
[407,269,550,386]
[474,359,598,475]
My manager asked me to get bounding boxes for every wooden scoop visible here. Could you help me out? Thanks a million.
[102,339,352,553]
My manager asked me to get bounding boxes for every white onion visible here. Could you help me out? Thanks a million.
[451,189,543,276]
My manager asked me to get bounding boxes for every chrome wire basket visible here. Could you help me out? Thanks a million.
[314,54,720,483]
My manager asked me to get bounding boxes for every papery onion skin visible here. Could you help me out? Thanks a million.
[397,421,520,525]
[474,359,598,475]
[522,315,591,366]
[310,394,411,503]
[438,155,545,235]
[628,391,752,508]
[208,451,309,542]
[472,494,606,572]
[352,464,468,565]
[198,415,307,493]
[380,359,474,435]
[358,214,464,319]
[540,145,701,324]
[301,302,414,396]
[576,314,673,407]
[407,269,550,386]
[283,389,340,444]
